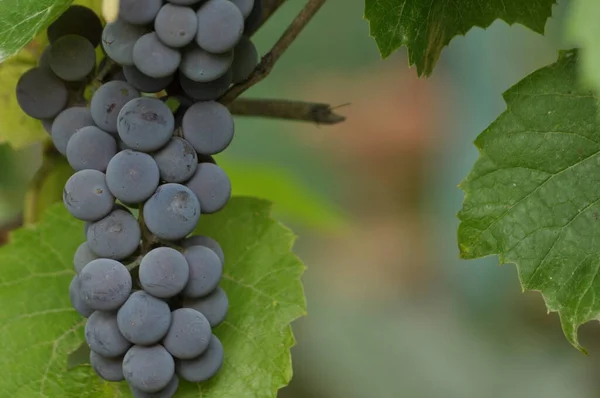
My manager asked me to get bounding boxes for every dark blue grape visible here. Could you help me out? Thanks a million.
[102,19,148,66]
[154,3,198,48]
[63,169,115,222]
[182,101,234,155]
[47,5,103,47]
[91,81,140,133]
[66,126,117,172]
[123,345,175,393]
[130,375,179,398]
[179,68,233,101]
[69,276,94,317]
[16,68,68,120]
[232,36,258,83]
[176,335,224,383]
[163,308,211,359]
[139,247,190,298]
[51,106,95,156]
[152,138,198,183]
[119,0,163,25]
[85,311,132,358]
[106,150,160,204]
[90,351,125,382]
[86,209,141,260]
[182,246,223,298]
[49,35,96,81]
[230,0,254,18]
[180,45,233,83]
[123,65,174,93]
[196,0,244,54]
[183,286,228,327]
[181,235,225,264]
[117,97,174,152]
[74,242,99,274]
[244,0,262,35]
[186,163,231,214]
[117,291,172,345]
[79,258,132,311]
[133,32,181,79]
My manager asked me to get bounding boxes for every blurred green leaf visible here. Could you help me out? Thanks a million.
[364,0,556,76]
[218,157,347,232]
[458,50,600,352]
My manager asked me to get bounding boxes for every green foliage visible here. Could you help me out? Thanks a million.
[0,198,305,397]
[458,50,600,351]
[364,0,556,76]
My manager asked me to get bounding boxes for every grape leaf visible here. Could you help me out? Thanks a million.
[364,0,556,76]
[457,49,600,351]
[0,0,72,63]
[0,198,306,397]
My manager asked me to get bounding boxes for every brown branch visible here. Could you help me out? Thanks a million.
[254,0,288,35]
[228,98,346,125]
[219,0,327,104]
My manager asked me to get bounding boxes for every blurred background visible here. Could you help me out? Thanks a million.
[3,0,600,397]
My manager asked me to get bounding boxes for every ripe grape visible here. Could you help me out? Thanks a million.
[152,137,198,183]
[167,0,202,5]
[181,235,225,264]
[69,276,94,317]
[183,287,228,327]
[123,65,174,93]
[180,45,233,83]
[86,209,141,260]
[186,163,232,214]
[163,308,211,359]
[106,150,160,204]
[63,169,115,222]
[91,81,140,133]
[133,33,181,78]
[51,106,95,155]
[179,68,233,101]
[182,101,234,155]
[139,247,190,298]
[154,4,198,48]
[74,242,99,274]
[123,345,175,393]
[47,5,103,47]
[143,184,201,241]
[244,0,263,35]
[66,126,117,172]
[117,97,174,152]
[182,246,223,298]
[90,351,125,382]
[79,258,132,311]
[232,36,258,83]
[102,19,148,66]
[49,35,96,81]
[130,375,179,398]
[85,311,132,357]
[16,68,68,119]
[176,335,224,383]
[117,291,172,345]
[119,0,163,25]
[230,0,255,18]
[39,45,52,69]
[196,0,244,54]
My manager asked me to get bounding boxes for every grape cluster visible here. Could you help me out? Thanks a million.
[15,1,262,396]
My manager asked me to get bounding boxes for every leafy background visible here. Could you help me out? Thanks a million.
[4,0,600,398]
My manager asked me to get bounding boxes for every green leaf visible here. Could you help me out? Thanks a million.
[0,198,306,397]
[0,0,72,63]
[364,0,556,76]
[457,49,600,351]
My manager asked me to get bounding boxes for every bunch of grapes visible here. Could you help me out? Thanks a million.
[15,0,262,396]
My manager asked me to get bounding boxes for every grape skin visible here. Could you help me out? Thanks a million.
[163,308,212,359]
[181,235,225,264]
[66,126,117,172]
[152,138,198,183]
[180,45,233,83]
[69,276,94,317]
[139,247,190,298]
[143,183,201,241]
[154,4,198,48]
[106,150,160,204]
[118,291,172,345]
[85,311,132,358]
[244,0,263,35]
[183,287,228,327]
[39,45,52,69]
[63,169,115,222]
[79,258,132,311]
[90,351,125,382]
[167,0,202,5]
[86,209,141,260]
[123,345,175,393]
[133,32,182,79]
[102,20,148,66]
[230,0,255,18]
[51,107,95,156]
[186,163,232,214]
[182,246,223,298]
[119,0,163,25]
[176,335,224,383]
[196,0,244,54]
[49,35,96,81]
[74,242,99,274]
[91,81,140,133]
[232,36,258,83]
[16,68,68,119]
[182,101,235,155]
[130,375,179,398]
[47,5,103,47]
[117,97,175,152]
[123,65,174,93]
[179,68,233,101]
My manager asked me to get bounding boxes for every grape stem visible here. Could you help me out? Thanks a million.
[228,98,346,125]
[219,0,328,104]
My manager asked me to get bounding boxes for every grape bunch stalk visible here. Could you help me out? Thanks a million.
[15,0,263,396]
